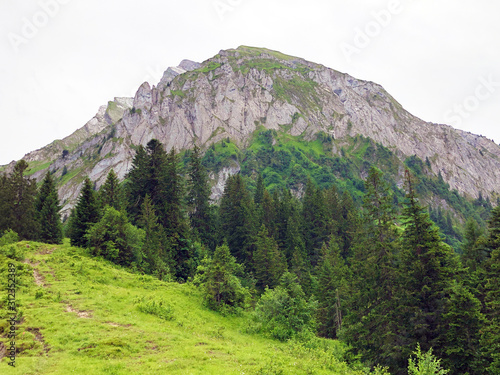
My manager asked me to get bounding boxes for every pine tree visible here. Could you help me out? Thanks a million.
[68,177,100,247]
[99,169,122,211]
[35,172,63,244]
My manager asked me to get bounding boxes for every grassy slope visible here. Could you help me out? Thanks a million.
[0,241,366,375]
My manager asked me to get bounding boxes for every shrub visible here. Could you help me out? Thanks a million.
[0,229,19,246]
[250,272,317,341]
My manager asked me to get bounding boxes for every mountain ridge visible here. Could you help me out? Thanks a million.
[4,46,500,216]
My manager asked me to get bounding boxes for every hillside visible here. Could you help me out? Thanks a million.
[0,240,371,374]
[3,46,500,219]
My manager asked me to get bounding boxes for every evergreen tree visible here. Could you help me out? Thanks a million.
[68,177,100,247]
[396,170,456,368]
[480,206,500,373]
[187,145,215,250]
[9,160,38,240]
[219,174,256,265]
[0,173,13,234]
[204,243,249,312]
[316,238,349,339]
[337,190,358,260]
[302,179,328,266]
[164,147,193,281]
[442,281,485,374]
[253,224,287,290]
[139,195,170,279]
[125,145,149,223]
[343,167,400,369]
[254,172,264,205]
[35,172,63,244]
[86,206,144,266]
[99,169,122,211]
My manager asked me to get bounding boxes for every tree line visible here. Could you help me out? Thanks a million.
[1,139,500,374]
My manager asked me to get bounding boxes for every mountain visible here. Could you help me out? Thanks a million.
[4,46,500,217]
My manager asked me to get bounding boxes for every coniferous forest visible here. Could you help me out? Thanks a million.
[1,138,500,374]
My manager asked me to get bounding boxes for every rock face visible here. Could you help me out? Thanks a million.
[4,46,500,216]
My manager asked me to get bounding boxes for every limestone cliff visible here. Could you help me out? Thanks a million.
[4,46,500,216]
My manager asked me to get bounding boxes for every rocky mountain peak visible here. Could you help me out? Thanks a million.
[4,46,500,217]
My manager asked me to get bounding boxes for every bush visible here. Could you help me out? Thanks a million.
[249,272,317,341]
[85,206,144,266]
[408,345,449,375]
[0,229,19,246]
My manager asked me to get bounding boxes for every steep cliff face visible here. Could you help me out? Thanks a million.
[5,46,500,216]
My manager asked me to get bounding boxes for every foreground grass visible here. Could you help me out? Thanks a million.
[0,240,372,374]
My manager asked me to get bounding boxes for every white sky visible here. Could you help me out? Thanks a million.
[1,0,499,165]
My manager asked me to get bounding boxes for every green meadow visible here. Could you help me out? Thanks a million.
[0,240,372,375]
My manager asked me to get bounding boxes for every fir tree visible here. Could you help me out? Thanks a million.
[35,172,63,244]
[442,281,485,374]
[164,147,192,281]
[68,177,100,247]
[253,224,287,290]
[219,174,256,265]
[187,145,215,250]
[302,179,328,266]
[204,243,249,312]
[396,170,456,367]
[139,195,170,279]
[99,169,122,211]
[316,238,349,339]
[125,145,149,223]
[0,173,14,234]
[9,160,38,240]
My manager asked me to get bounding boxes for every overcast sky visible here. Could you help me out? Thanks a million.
[1,0,499,165]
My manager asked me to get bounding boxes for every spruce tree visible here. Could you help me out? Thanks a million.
[187,145,215,250]
[0,173,14,234]
[302,179,328,266]
[342,167,399,369]
[219,174,256,265]
[253,224,287,290]
[139,195,170,279]
[35,172,63,244]
[396,170,456,368]
[316,238,349,339]
[125,145,149,223]
[442,281,485,374]
[68,177,100,247]
[99,169,122,211]
[164,147,192,281]
[480,206,500,373]
[204,243,249,312]
[9,160,38,240]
